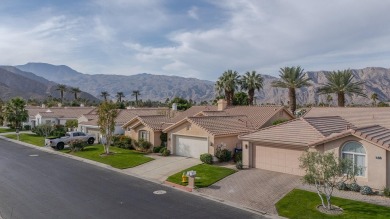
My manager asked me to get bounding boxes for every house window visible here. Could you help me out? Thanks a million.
[139,130,148,141]
[342,141,366,176]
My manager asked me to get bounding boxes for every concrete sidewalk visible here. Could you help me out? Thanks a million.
[123,154,202,182]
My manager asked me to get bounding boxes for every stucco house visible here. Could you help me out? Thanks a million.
[79,108,169,143]
[122,115,172,147]
[32,107,95,127]
[163,100,294,158]
[240,115,390,189]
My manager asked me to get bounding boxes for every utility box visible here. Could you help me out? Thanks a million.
[186,171,197,189]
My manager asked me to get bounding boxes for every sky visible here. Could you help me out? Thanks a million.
[1,0,390,81]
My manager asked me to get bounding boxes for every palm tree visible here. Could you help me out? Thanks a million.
[100,91,110,102]
[317,69,367,107]
[56,84,67,103]
[70,87,81,100]
[371,93,378,106]
[240,71,264,105]
[132,90,141,106]
[271,66,311,113]
[215,70,240,106]
[3,97,28,128]
[116,92,125,102]
[326,94,333,107]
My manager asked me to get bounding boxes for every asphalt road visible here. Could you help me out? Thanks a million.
[0,139,264,219]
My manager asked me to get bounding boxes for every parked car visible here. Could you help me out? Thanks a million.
[45,131,95,150]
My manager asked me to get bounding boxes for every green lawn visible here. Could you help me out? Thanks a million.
[0,128,16,133]
[4,133,45,146]
[166,163,236,188]
[62,145,153,169]
[276,189,390,219]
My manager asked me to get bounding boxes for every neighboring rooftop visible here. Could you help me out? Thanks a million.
[304,107,390,129]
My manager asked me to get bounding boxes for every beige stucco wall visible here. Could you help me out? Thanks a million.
[124,122,160,146]
[321,135,388,189]
[242,140,251,168]
[166,121,213,154]
[387,151,390,188]
[214,135,241,154]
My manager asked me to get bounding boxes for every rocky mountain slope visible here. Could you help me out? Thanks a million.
[15,63,390,105]
[0,66,99,102]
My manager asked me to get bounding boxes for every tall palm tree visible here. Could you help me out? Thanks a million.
[116,92,125,102]
[56,84,67,103]
[215,70,240,106]
[132,90,141,106]
[240,71,263,105]
[70,87,81,100]
[100,91,110,102]
[371,93,378,106]
[317,69,367,107]
[326,94,333,107]
[272,66,311,113]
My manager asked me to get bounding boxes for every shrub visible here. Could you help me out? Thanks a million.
[117,135,132,149]
[23,125,31,130]
[133,139,152,152]
[347,182,361,192]
[236,160,243,169]
[153,146,163,153]
[215,143,232,162]
[360,186,373,195]
[336,182,348,191]
[161,148,170,156]
[68,139,87,152]
[52,125,66,137]
[234,151,242,163]
[383,187,390,197]
[32,124,53,137]
[159,147,167,153]
[200,153,213,164]
[272,119,289,126]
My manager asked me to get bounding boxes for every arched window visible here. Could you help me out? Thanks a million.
[342,141,366,176]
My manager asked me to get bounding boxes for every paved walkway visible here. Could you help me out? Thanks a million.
[123,154,202,182]
[298,184,390,207]
[197,169,301,214]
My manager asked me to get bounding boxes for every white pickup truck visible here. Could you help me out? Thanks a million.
[45,131,95,150]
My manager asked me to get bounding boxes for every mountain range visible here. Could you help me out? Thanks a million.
[0,66,99,102]
[1,62,389,105]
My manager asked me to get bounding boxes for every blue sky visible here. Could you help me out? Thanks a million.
[1,0,390,80]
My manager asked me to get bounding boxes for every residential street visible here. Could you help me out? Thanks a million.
[0,139,264,219]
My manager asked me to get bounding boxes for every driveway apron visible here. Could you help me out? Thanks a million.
[198,169,301,214]
[123,154,202,182]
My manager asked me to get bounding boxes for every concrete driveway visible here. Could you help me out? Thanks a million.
[198,169,301,214]
[123,154,202,182]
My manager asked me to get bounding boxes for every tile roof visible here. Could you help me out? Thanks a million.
[304,107,390,129]
[127,115,173,131]
[240,116,390,151]
[36,107,96,119]
[170,106,217,122]
[79,108,169,127]
[239,118,324,148]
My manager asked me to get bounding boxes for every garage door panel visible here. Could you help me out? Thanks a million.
[254,145,304,176]
[175,136,208,158]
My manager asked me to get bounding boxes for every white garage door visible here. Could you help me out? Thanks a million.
[175,136,208,158]
[253,145,304,176]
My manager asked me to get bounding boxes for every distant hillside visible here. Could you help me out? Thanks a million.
[0,66,99,102]
[16,63,215,102]
[15,63,390,105]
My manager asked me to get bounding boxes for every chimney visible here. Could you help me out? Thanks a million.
[80,103,85,107]
[58,103,62,107]
[172,103,178,111]
[217,99,227,111]
[41,104,46,108]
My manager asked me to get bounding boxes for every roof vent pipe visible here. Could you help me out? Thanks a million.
[172,103,177,111]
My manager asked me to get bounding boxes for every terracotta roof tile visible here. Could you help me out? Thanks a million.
[304,116,355,136]
[37,107,95,119]
[304,107,390,129]
[187,116,255,136]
